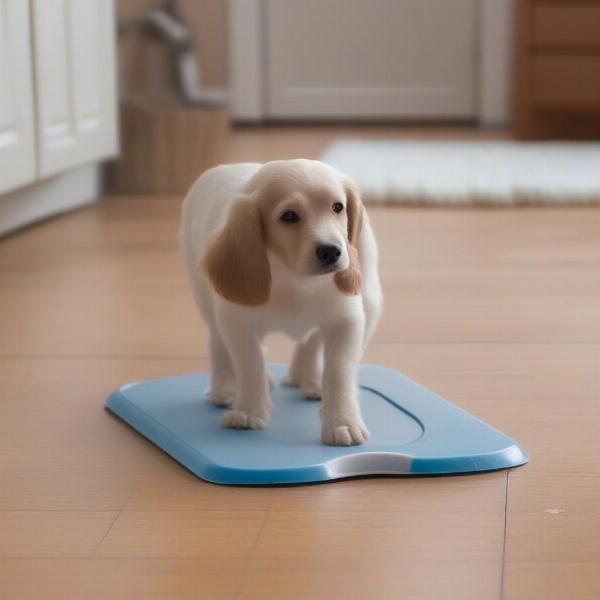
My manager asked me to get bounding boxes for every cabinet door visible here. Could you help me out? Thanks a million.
[32,0,118,178]
[0,0,36,193]
[266,0,477,119]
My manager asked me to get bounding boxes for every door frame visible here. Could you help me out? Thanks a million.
[228,0,514,125]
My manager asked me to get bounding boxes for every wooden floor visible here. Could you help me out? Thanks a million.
[1,125,599,599]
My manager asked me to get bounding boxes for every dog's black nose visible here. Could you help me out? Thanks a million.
[316,244,342,266]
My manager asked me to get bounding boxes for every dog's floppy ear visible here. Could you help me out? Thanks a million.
[335,178,364,296]
[203,197,271,306]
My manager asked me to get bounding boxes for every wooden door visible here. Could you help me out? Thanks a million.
[265,0,478,119]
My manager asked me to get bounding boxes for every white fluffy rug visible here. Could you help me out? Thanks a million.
[320,139,600,205]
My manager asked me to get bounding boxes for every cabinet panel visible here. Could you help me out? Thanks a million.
[71,0,102,122]
[533,56,600,108]
[32,0,118,177]
[0,0,36,193]
[533,4,600,49]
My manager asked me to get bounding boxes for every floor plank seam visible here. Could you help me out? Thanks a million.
[91,510,123,558]
[233,495,273,600]
[500,471,510,600]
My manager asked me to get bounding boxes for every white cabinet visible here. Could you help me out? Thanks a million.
[32,0,118,177]
[0,0,117,234]
[0,0,36,192]
[0,0,117,193]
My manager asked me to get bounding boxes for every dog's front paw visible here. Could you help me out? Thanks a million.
[322,417,369,446]
[221,409,268,430]
[205,388,235,407]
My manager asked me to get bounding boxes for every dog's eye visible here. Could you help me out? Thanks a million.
[333,202,344,213]
[280,210,300,223]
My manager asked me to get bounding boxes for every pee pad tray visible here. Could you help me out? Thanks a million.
[106,363,528,485]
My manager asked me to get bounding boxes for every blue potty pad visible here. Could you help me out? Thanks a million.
[106,364,528,485]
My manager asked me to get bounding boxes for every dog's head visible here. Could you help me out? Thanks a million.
[203,159,364,306]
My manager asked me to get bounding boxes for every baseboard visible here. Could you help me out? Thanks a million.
[197,87,229,104]
[0,163,100,237]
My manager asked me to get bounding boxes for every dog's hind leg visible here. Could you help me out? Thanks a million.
[283,329,323,399]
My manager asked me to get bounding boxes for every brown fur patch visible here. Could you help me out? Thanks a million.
[335,245,362,295]
[335,180,364,296]
[203,198,271,306]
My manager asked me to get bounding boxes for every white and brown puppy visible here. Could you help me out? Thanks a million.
[181,160,382,446]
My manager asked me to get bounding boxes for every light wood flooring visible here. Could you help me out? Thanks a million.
[1,125,599,599]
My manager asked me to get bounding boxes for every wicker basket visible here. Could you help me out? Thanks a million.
[108,98,229,195]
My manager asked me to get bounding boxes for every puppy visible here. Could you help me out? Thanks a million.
[181,160,382,446]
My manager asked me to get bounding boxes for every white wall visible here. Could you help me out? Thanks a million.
[479,0,514,126]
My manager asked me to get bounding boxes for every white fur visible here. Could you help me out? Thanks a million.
[181,160,383,446]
